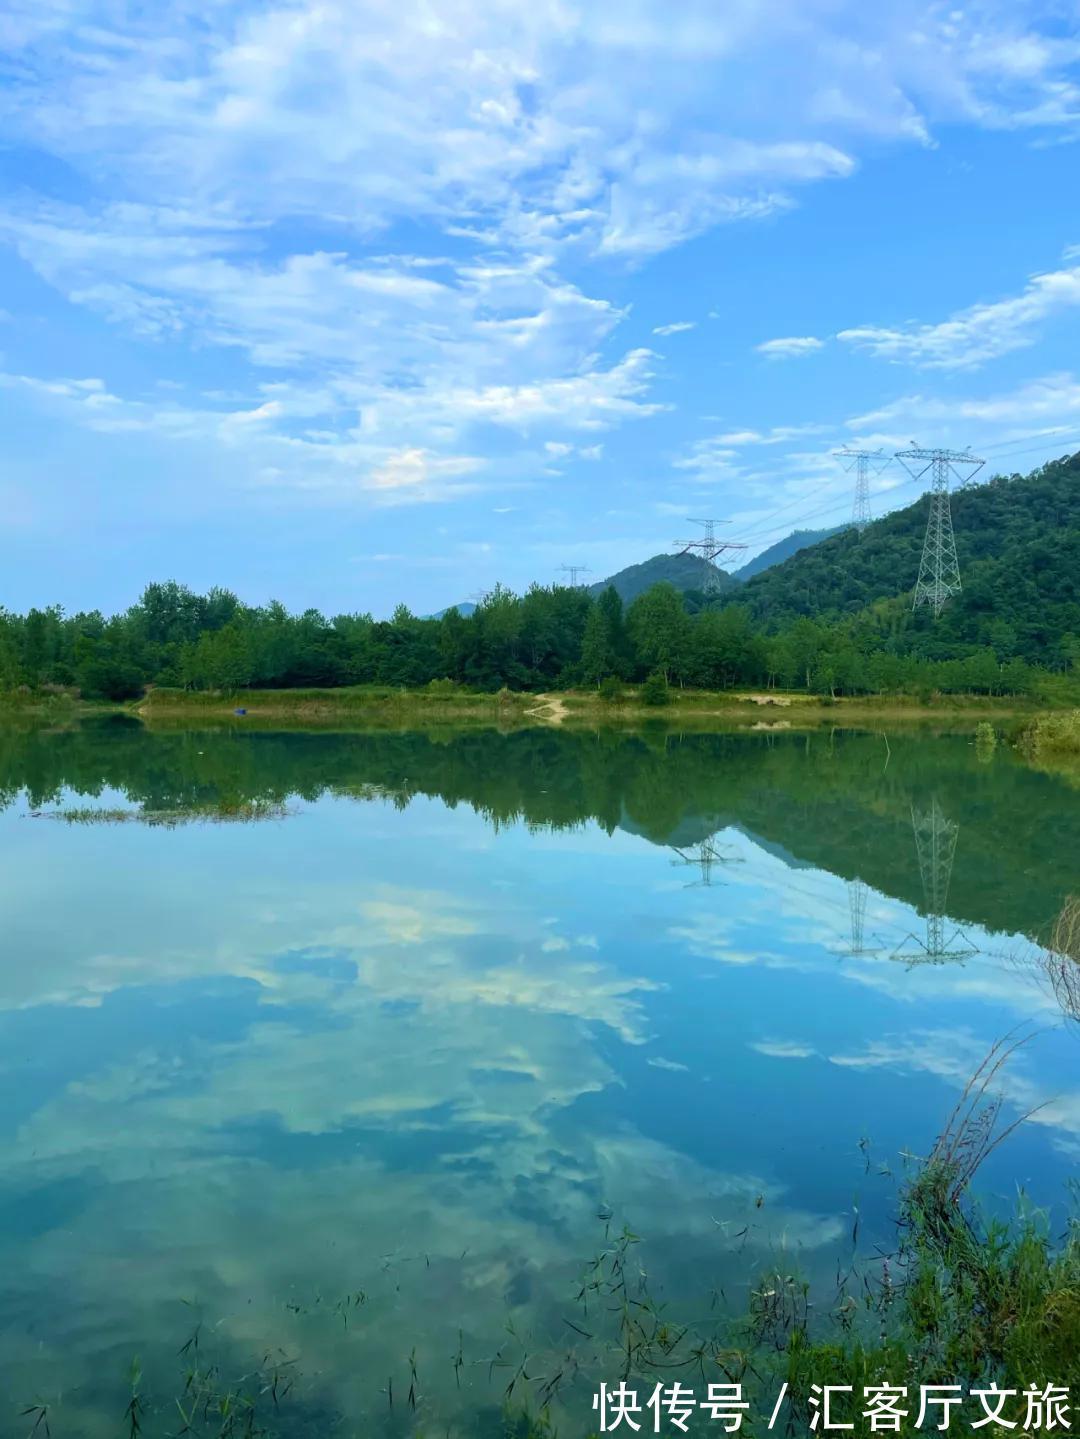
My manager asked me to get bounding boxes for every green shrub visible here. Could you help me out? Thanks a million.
[599,676,624,702]
[425,677,460,699]
[641,671,670,706]
[975,720,998,754]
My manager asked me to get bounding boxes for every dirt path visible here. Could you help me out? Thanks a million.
[525,693,570,724]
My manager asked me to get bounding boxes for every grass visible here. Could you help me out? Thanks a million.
[121,684,1048,736]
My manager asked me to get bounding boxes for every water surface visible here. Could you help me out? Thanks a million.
[0,720,1077,1434]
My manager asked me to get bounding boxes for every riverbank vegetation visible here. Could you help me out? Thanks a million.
[1,579,1078,710]
[1016,709,1080,757]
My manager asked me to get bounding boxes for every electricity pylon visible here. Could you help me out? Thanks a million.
[894,446,984,615]
[558,564,591,588]
[837,878,885,957]
[671,837,743,887]
[892,799,977,967]
[674,519,746,595]
[839,448,889,535]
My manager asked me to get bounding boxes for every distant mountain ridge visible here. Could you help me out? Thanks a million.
[733,525,845,581]
[584,524,842,605]
[429,524,842,615]
[585,551,738,605]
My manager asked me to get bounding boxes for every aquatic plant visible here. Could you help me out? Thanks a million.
[974,720,998,756]
[36,799,289,826]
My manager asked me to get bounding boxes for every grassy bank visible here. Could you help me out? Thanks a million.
[124,683,1049,729]
[0,684,1058,746]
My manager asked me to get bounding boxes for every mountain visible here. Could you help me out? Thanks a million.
[737,450,1080,665]
[585,526,843,606]
[585,551,739,605]
[426,526,843,616]
[732,525,845,581]
[427,602,477,619]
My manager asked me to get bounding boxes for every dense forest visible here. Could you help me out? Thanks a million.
[1,451,1078,702]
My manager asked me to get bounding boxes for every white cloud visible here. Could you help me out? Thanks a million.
[653,321,697,336]
[756,335,825,359]
[367,448,484,501]
[751,1039,818,1060]
[837,259,1080,369]
[3,1,1078,265]
[2,0,1080,511]
[848,371,1080,436]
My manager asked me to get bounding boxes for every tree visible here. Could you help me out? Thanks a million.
[627,583,690,683]
[580,605,616,686]
[597,586,629,676]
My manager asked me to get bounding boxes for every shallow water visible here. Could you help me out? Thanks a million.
[0,719,1077,1434]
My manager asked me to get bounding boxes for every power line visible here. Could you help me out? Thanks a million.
[735,472,925,547]
[730,431,1080,554]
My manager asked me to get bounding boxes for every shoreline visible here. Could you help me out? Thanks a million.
[0,684,1052,731]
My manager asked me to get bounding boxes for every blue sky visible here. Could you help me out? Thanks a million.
[2,1,1080,618]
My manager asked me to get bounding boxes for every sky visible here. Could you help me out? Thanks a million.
[2,0,1080,618]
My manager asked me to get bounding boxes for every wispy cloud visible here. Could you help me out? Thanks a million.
[756,336,825,360]
[653,321,697,336]
[837,258,1080,369]
[751,1039,818,1060]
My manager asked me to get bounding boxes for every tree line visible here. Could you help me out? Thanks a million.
[2,574,1075,703]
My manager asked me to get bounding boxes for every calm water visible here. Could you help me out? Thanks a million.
[0,719,1078,1434]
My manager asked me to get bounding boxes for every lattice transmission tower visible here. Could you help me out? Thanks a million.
[558,564,591,588]
[673,519,746,595]
[839,448,889,535]
[894,446,984,615]
[892,798,977,967]
[671,837,742,887]
[837,878,885,957]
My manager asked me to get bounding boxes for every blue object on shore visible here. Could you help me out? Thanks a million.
[234,707,247,716]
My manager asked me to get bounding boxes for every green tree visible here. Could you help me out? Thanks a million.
[628,583,690,683]
[580,605,616,686]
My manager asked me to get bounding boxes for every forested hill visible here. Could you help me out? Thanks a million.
[732,525,843,581]
[586,551,736,604]
[739,450,1080,666]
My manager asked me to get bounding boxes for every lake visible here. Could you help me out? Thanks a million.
[0,718,1077,1435]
